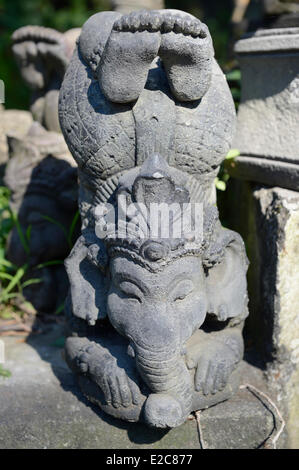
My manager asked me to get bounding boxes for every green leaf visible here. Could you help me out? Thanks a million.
[37,260,64,269]
[215,178,226,191]
[11,211,30,255]
[226,149,240,160]
[40,215,69,246]
[1,264,28,300]
[67,210,80,248]
[226,69,241,82]
[0,272,14,281]
[21,278,42,288]
[54,302,65,315]
[0,259,17,270]
[0,365,12,378]
[26,224,32,242]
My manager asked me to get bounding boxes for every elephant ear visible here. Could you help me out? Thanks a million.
[65,236,108,325]
[204,228,248,322]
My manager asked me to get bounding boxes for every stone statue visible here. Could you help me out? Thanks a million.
[3,27,80,312]
[263,0,299,15]
[4,123,78,313]
[0,105,33,181]
[262,0,299,27]
[59,9,249,428]
[12,26,81,133]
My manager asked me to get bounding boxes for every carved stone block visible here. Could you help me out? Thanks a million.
[231,27,299,191]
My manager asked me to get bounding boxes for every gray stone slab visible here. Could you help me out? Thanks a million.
[0,325,278,449]
[226,156,299,191]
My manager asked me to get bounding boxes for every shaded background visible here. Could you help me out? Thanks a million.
[0,0,256,110]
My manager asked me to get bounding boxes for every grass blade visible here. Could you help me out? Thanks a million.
[67,210,80,248]
[21,278,42,288]
[1,264,27,299]
[10,211,30,255]
[37,260,64,269]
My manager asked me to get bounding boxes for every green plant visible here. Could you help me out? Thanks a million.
[41,209,79,250]
[0,186,80,315]
[215,149,240,192]
[226,69,241,110]
[0,364,11,378]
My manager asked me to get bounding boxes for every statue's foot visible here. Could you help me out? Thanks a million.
[98,9,214,104]
[65,337,142,409]
[158,11,214,101]
[98,11,161,103]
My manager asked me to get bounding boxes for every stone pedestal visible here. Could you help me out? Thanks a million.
[228,25,299,448]
[0,325,279,449]
[232,27,299,191]
[223,181,299,449]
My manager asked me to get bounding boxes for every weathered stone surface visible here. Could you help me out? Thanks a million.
[223,182,299,449]
[0,326,278,449]
[2,26,81,312]
[0,105,8,168]
[12,26,80,133]
[112,0,164,13]
[3,123,78,313]
[263,0,299,15]
[59,10,252,428]
[0,106,33,170]
[226,156,299,191]
[232,27,299,190]
[58,8,250,431]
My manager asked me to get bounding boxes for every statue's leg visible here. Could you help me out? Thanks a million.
[98,11,161,103]
[159,12,214,101]
[65,334,145,421]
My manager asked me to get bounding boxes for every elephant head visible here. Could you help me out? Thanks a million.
[65,155,248,428]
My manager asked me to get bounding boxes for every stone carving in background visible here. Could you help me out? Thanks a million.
[3,26,80,313]
[0,105,33,181]
[4,123,78,313]
[262,0,299,27]
[229,27,299,191]
[59,9,249,428]
[12,26,81,133]
[112,0,164,13]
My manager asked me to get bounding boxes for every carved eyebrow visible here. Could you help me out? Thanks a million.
[113,273,149,295]
[167,274,194,292]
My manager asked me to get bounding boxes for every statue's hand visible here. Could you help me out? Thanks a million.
[186,330,242,396]
[76,342,142,408]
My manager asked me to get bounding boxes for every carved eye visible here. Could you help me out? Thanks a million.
[171,280,194,302]
[118,282,142,304]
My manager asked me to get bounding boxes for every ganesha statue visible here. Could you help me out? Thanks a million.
[59,9,249,428]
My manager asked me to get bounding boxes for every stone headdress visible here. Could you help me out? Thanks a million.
[82,154,244,275]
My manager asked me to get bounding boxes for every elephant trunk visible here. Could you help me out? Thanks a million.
[135,343,193,428]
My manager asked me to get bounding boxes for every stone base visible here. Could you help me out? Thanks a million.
[222,181,299,449]
[0,324,282,449]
